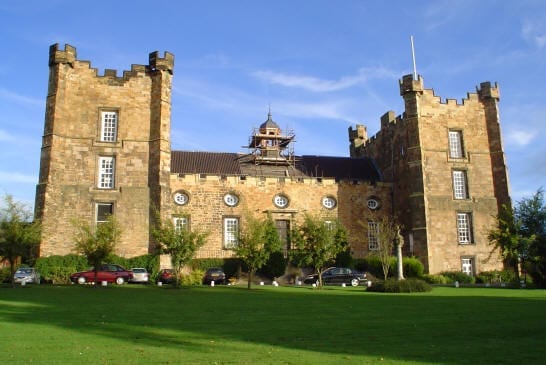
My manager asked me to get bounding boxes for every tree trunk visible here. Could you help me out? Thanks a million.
[397,242,405,280]
[247,269,253,289]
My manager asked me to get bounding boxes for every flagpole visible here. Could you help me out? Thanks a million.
[410,35,417,80]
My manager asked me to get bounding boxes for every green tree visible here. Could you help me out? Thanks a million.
[290,214,348,287]
[73,215,121,285]
[152,215,207,287]
[488,203,524,282]
[516,189,546,287]
[375,216,400,280]
[0,195,41,287]
[233,214,281,289]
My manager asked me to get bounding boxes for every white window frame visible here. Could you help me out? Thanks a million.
[273,194,289,208]
[322,196,337,209]
[368,221,380,250]
[448,130,464,159]
[98,156,115,189]
[452,170,468,199]
[223,217,239,249]
[457,212,473,244]
[100,111,118,142]
[461,257,474,276]
[95,203,113,224]
[173,216,189,232]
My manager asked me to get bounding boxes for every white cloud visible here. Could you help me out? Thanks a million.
[252,67,396,93]
[522,18,546,49]
[0,88,43,107]
[505,129,536,147]
[0,171,37,184]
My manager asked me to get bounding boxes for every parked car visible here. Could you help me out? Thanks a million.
[129,268,149,284]
[157,269,175,284]
[202,267,226,285]
[13,267,41,284]
[70,264,133,285]
[303,267,367,287]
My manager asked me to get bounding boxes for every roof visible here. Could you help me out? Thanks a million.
[171,151,382,182]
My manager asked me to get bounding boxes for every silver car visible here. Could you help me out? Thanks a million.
[13,268,41,284]
[130,268,149,284]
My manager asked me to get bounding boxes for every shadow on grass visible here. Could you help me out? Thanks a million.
[1,284,545,364]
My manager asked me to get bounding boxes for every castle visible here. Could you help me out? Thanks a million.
[35,44,509,275]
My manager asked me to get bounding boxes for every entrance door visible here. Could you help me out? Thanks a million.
[275,220,290,256]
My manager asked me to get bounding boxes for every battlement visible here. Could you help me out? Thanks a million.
[49,43,77,67]
[477,81,500,100]
[399,74,424,95]
[149,51,175,74]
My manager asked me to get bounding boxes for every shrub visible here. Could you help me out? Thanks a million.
[440,271,475,284]
[35,254,88,284]
[402,257,424,278]
[0,267,11,283]
[259,251,287,280]
[190,258,225,271]
[180,269,205,286]
[422,274,449,284]
[335,249,353,268]
[367,278,432,293]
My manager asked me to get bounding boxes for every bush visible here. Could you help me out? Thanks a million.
[0,267,11,283]
[259,251,287,280]
[35,254,88,284]
[475,270,517,285]
[367,278,432,293]
[440,271,475,284]
[180,269,205,286]
[422,274,449,284]
[402,257,424,278]
[335,249,353,268]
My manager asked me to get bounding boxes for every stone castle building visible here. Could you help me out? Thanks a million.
[35,44,509,275]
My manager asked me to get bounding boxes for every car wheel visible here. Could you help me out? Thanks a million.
[351,278,359,287]
[77,276,86,285]
[116,277,125,285]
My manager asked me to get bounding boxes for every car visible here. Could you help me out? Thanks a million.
[129,268,149,284]
[202,267,226,285]
[157,269,175,284]
[13,267,41,284]
[70,264,133,285]
[303,267,367,287]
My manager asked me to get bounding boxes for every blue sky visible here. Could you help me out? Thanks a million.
[1,0,545,209]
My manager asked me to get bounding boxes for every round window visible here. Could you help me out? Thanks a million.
[273,194,289,208]
[322,196,337,209]
[367,198,380,210]
[223,193,239,207]
[173,191,189,206]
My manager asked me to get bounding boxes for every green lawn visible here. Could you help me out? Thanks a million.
[0,284,545,365]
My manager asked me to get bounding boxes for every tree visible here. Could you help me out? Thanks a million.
[516,189,546,287]
[73,215,121,285]
[152,215,207,287]
[290,214,348,287]
[0,195,41,287]
[375,215,400,280]
[488,203,523,281]
[233,213,281,289]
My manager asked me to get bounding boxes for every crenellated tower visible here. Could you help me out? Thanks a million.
[35,44,174,257]
[350,74,510,274]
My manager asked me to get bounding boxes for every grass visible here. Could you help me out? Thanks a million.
[0,284,545,364]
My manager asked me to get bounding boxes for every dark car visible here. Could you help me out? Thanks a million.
[303,267,367,287]
[157,269,175,284]
[70,264,133,285]
[202,267,226,285]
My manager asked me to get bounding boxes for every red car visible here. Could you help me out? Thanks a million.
[157,269,175,284]
[70,264,133,285]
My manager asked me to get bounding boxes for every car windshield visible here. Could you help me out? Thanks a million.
[132,268,146,273]
[16,268,33,274]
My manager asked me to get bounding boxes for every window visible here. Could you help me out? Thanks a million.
[461,257,474,276]
[322,196,337,209]
[173,191,189,206]
[273,194,289,208]
[452,170,468,199]
[367,198,380,210]
[173,216,189,232]
[100,111,118,142]
[368,221,380,250]
[96,203,113,224]
[98,156,115,189]
[448,130,464,158]
[457,212,473,244]
[223,217,239,248]
[223,193,239,207]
